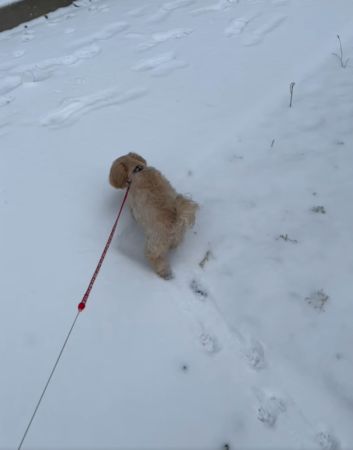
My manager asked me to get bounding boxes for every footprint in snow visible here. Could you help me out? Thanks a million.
[242,337,266,370]
[41,87,147,128]
[232,324,267,370]
[9,44,101,84]
[0,76,22,96]
[242,15,286,46]
[225,18,252,37]
[147,0,196,23]
[315,431,341,450]
[87,2,110,14]
[46,12,76,25]
[126,6,150,18]
[71,21,129,47]
[253,388,287,428]
[190,279,208,300]
[305,289,329,312]
[192,0,237,15]
[137,28,193,52]
[199,331,221,355]
[132,52,187,76]
[21,69,51,83]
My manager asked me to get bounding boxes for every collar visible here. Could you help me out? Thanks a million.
[128,164,144,185]
[132,164,144,174]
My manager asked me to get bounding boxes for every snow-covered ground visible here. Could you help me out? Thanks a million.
[1,0,353,448]
[0,0,16,7]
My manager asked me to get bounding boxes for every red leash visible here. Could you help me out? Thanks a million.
[78,185,130,312]
[18,187,130,450]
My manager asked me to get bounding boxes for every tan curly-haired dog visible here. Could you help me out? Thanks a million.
[109,152,198,279]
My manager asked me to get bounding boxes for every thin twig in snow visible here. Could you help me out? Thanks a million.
[332,34,349,68]
[289,82,295,108]
[199,250,213,269]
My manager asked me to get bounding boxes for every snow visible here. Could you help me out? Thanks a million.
[0,0,16,6]
[1,0,353,448]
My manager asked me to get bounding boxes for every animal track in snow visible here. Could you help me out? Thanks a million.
[71,22,129,47]
[46,11,76,25]
[8,44,100,86]
[315,431,341,450]
[147,0,196,23]
[20,44,100,71]
[305,289,329,312]
[126,5,150,18]
[199,330,221,354]
[242,15,286,46]
[230,323,267,370]
[86,2,110,14]
[137,28,193,51]
[190,279,209,300]
[254,388,287,428]
[243,337,266,370]
[225,18,249,36]
[0,76,22,95]
[192,0,237,15]
[132,52,187,76]
[21,69,51,83]
[41,87,147,128]
[224,15,258,37]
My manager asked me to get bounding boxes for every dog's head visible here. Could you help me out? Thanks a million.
[109,152,147,189]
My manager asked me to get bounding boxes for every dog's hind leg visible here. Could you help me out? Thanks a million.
[145,234,172,280]
[170,195,198,249]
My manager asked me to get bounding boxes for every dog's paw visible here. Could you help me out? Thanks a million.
[158,268,174,280]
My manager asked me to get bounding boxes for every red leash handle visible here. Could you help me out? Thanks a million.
[78,186,130,312]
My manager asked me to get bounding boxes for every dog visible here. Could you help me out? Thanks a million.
[109,152,198,279]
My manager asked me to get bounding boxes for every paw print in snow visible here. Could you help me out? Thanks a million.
[305,289,329,312]
[190,279,208,299]
[255,392,287,428]
[244,339,266,370]
[199,332,221,354]
[257,406,277,427]
[311,205,326,214]
[315,431,340,450]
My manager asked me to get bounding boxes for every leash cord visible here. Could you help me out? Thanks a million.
[17,311,80,450]
[17,187,130,450]
[78,185,130,312]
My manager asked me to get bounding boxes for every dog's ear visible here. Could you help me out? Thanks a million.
[128,152,147,165]
[109,159,128,189]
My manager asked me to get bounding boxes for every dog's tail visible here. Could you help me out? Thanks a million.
[173,195,198,247]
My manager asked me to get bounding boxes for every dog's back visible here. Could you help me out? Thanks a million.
[130,167,197,244]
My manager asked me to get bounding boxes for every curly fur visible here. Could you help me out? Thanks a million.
[109,152,198,279]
